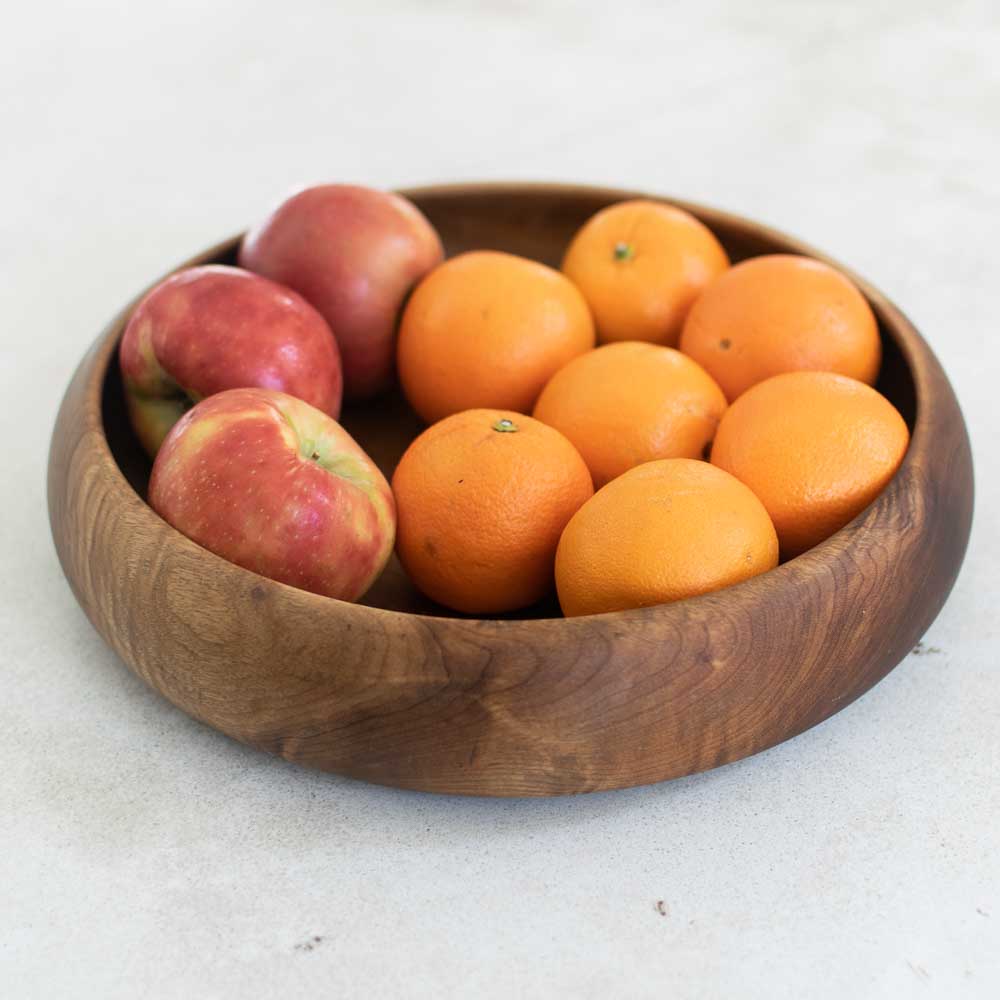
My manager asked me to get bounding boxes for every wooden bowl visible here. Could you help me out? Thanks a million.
[48,183,973,797]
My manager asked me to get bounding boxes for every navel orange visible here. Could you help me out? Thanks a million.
[555,458,778,617]
[396,251,595,424]
[392,409,594,614]
[533,341,727,488]
[561,199,729,346]
[710,371,909,557]
[680,254,881,401]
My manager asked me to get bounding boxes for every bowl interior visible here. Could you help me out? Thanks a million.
[101,186,916,619]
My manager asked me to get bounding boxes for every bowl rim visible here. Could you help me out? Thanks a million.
[85,180,931,628]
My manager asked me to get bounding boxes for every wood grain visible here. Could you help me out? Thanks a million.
[47,183,974,796]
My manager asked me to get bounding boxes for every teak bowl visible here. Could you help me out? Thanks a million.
[48,183,973,797]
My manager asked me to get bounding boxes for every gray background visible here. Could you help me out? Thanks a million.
[3,1,997,997]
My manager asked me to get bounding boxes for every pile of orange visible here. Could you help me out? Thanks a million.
[391,199,909,617]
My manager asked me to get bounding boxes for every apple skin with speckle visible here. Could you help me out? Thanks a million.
[149,388,395,602]
[239,184,443,400]
[120,265,343,456]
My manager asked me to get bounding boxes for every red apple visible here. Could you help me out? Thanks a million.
[120,265,342,455]
[149,387,395,601]
[238,184,443,399]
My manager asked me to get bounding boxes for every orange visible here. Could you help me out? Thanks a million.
[680,254,881,401]
[555,459,778,617]
[561,199,729,346]
[710,371,909,558]
[533,341,727,488]
[391,409,594,614]
[396,251,595,424]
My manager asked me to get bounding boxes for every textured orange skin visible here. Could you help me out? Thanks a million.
[533,341,727,488]
[396,251,595,424]
[710,372,909,558]
[391,409,594,614]
[679,254,881,402]
[561,200,729,347]
[555,459,778,617]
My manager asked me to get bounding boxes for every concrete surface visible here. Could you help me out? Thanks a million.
[2,1,997,997]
